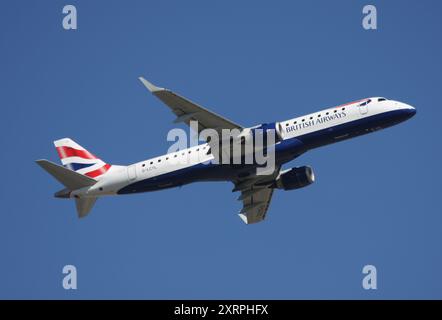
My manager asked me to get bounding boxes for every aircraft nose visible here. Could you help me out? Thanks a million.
[404,104,416,117]
[399,103,416,119]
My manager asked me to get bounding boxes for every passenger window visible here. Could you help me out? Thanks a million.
[294,121,297,124]
[326,112,329,115]
[158,159,161,162]
[342,107,345,111]
[318,114,321,117]
[150,161,153,165]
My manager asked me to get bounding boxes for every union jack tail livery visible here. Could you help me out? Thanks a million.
[36,77,416,224]
[54,138,111,179]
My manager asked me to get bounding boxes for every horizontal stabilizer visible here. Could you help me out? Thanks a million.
[75,197,97,218]
[36,159,97,190]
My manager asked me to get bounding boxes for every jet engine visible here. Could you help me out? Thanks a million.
[273,166,315,190]
[211,122,284,163]
[240,122,283,143]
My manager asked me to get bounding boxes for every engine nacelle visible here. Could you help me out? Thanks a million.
[274,166,315,190]
[239,122,283,145]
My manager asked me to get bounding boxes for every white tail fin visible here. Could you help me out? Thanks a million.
[54,138,111,179]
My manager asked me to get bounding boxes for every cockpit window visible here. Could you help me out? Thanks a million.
[359,99,371,106]
[378,98,387,102]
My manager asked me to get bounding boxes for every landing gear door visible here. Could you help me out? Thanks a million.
[127,165,137,181]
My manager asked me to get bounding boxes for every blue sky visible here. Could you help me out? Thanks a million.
[1,0,441,299]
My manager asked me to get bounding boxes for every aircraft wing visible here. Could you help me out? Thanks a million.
[234,166,281,224]
[139,77,243,135]
[238,186,275,224]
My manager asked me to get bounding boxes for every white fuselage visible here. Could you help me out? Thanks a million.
[73,97,415,198]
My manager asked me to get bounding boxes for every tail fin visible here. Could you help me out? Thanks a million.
[36,159,98,218]
[54,138,111,179]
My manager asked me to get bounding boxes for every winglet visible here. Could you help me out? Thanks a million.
[138,77,164,93]
[238,214,248,224]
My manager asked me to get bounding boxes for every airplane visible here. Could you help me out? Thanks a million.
[36,77,416,224]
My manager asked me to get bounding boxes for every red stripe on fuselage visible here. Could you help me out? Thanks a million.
[56,146,97,160]
[84,164,111,178]
[334,99,366,109]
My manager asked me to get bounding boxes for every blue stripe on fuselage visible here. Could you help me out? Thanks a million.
[117,109,414,194]
[296,108,415,149]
